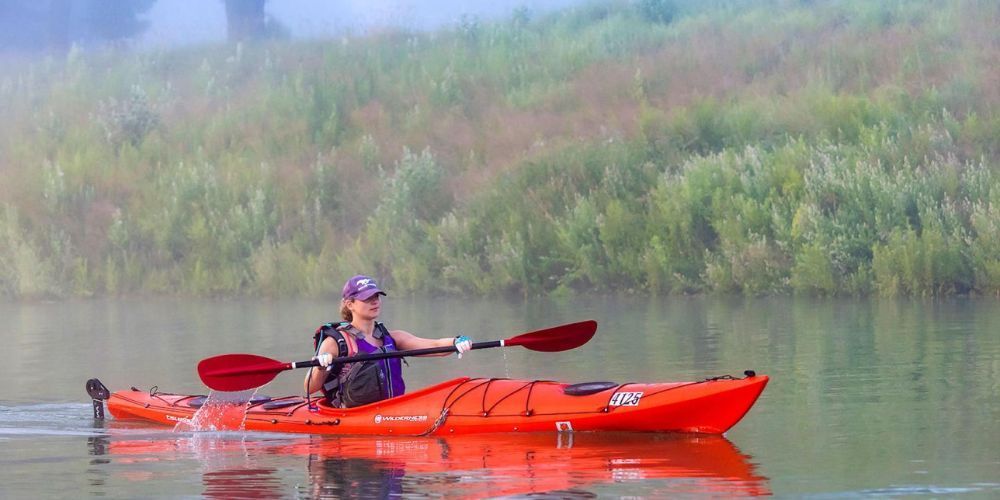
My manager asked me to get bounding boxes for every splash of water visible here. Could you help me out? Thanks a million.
[172,388,260,432]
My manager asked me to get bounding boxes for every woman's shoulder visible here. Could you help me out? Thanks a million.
[320,328,358,355]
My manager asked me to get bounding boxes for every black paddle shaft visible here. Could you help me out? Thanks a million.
[290,340,502,369]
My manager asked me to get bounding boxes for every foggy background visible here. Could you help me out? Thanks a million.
[146,0,584,44]
[1,0,587,52]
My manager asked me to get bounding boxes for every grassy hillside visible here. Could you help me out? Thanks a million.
[1,0,998,298]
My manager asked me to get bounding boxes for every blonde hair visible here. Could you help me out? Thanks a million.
[340,299,352,322]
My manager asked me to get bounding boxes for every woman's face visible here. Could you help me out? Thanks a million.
[348,294,382,321]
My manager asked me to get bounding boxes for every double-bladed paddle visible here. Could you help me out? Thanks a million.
[198,320,598,392]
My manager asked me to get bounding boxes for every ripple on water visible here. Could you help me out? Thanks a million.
[804,484,1000,498]
[0,402,103,438]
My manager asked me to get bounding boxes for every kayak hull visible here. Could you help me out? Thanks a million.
[106,374,768,436]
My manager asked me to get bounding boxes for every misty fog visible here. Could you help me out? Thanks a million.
[2,0,587,53]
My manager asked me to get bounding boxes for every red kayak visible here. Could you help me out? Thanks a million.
[98,372,768,436]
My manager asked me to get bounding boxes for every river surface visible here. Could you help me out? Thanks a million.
[0,296,997,498]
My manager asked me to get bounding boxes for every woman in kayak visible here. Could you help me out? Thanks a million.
[305,275,472,407]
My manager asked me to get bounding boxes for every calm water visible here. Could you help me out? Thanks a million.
[0,296,997,498]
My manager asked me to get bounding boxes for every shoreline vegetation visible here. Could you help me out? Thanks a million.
[1,0,998,299]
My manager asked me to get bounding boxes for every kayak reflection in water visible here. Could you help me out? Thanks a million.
[89,428,770,498]
[295,433,770,498]
[307,455,404,499]
[305,275,473,408]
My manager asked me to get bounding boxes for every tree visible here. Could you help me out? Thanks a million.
[83,0,156,43]
[223,0,286,42]
[637,0,677,25]
[0,0,155,53]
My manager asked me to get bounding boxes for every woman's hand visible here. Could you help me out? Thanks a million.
[454,335,472,358]
[315,352,334,369]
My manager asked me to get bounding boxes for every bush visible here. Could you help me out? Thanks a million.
[791,243,837,295]
[0,207,56,298]
[93,85,160,149]
[872,223,970,297]
[967,199,1000,295]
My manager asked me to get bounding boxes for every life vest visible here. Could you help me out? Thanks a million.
[313,321,406,407]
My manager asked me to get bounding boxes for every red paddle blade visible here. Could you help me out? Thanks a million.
[197,353,289,392]
[504,320,597,352]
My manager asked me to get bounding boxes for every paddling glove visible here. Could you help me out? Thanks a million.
[315,352,334,369]
[454,335,472,359]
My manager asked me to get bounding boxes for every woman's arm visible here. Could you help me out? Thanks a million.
[304,336,341,394]
[391,329,460,355]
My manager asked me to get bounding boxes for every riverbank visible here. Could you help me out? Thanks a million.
[1,0,997,298]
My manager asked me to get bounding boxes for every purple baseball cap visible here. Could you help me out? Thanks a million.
[342,275,386,301]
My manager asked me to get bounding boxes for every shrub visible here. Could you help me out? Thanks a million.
[872,223,970,297]
[968,199,1000,295]
[93,85,160,149]
[0,207,56,298]
[791,242,837,295]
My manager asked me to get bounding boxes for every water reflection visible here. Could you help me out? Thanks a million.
[306,455,404,499]
[203,468,285,499]
[89,427,769,498]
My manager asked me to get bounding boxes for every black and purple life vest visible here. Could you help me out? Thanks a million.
[313,321,406,406]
